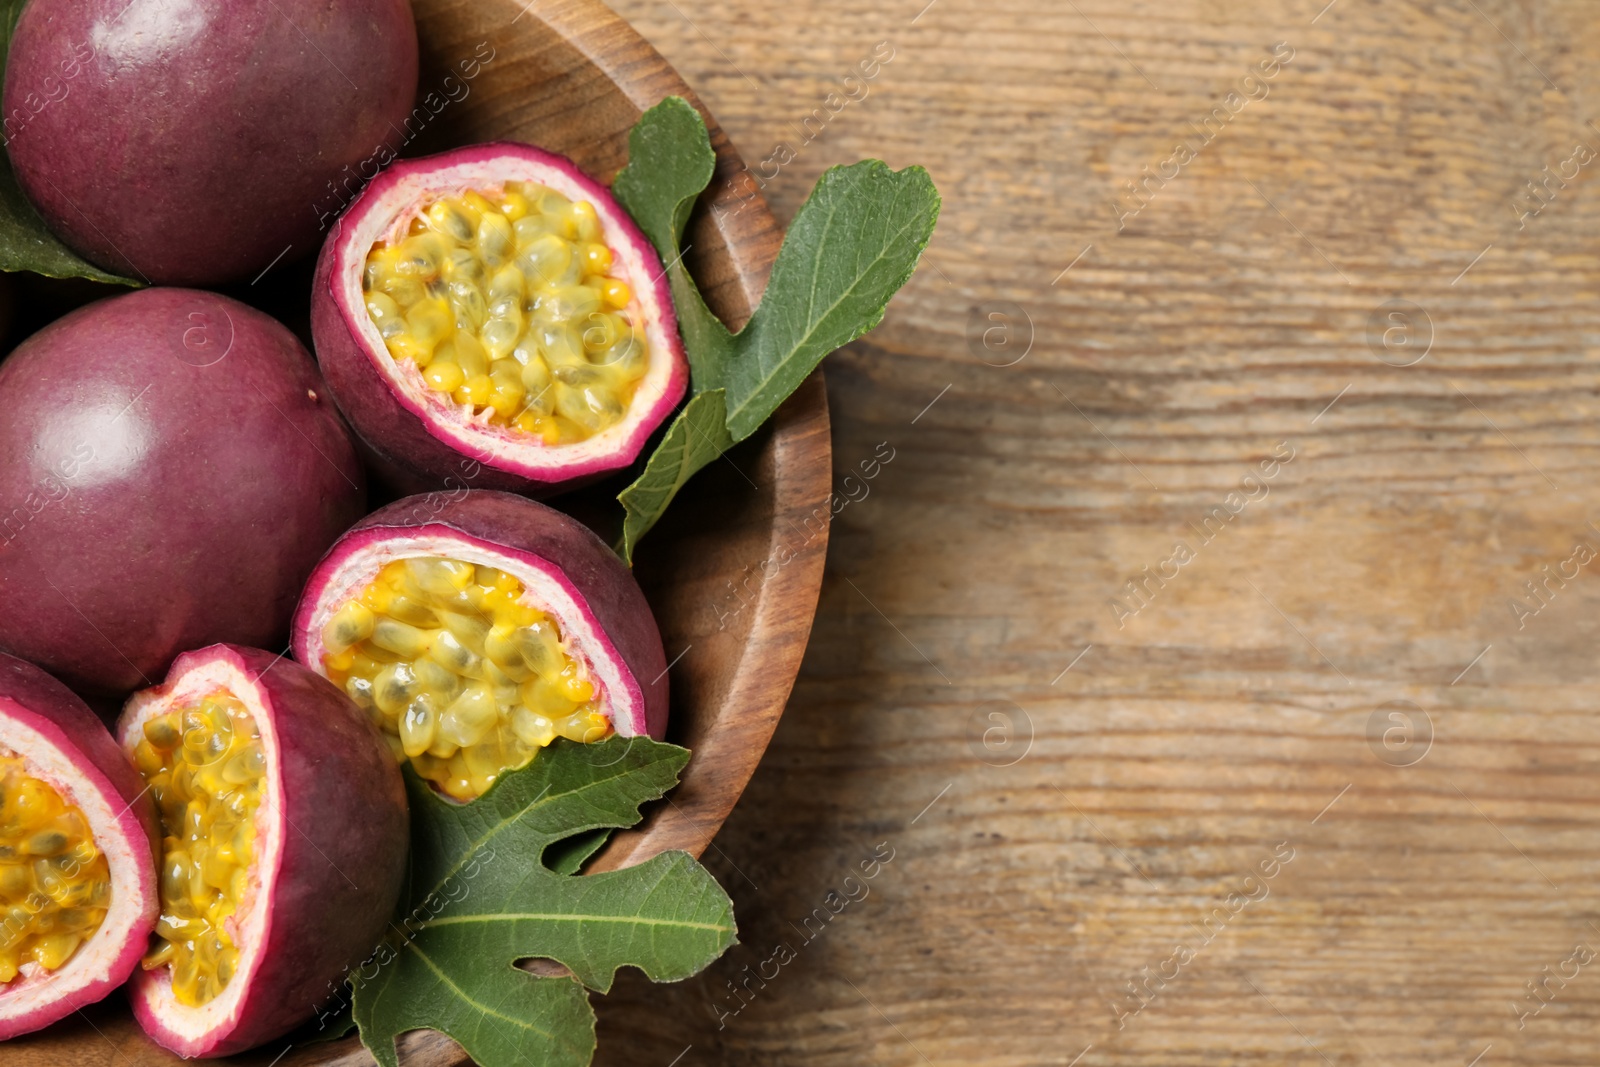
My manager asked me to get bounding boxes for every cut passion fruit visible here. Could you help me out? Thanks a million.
[118,645,407,1057]
[292,491,668,801]
[0,652,158,1040]
[133,691,265,1008]
[312,143,688,494]
[0,755,112,982]
[320,557,614,800]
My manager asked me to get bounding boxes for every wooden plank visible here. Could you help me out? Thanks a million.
[595,1,1600,1064]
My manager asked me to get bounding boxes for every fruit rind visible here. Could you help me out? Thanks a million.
[0,652,158,1040]
[117,645,407,1058]
[2,0,418,284]
[292,491,668,743]
[312,143,689,493]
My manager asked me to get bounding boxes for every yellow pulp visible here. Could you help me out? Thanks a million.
[363,182,649,445]
[133,693,265,1007]
[321,556,611,802]
[0,755,110,983]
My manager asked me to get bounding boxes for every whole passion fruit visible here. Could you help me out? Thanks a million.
[0,652,158,1039]
[3,0,418,284]
[0,288,365,696]
[291,490,668,801]
[117,644,407,1057]
[311,143,688,495]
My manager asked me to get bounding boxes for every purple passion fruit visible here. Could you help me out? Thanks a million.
[311,143,689,495]
[117,645,407,1057]
[0,288,365,696]
[291,491,668,801]
[0,652,158,1040]
[3,0,418,285]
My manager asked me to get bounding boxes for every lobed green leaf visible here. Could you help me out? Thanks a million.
[352,738,736,1067]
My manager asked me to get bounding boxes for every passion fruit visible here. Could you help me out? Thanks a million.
[3,0,418,284]
[311,143,689,495]
[117,644,407,1057]
[291,490,668,801]
[0,288,365,696]
[0,651,158,1039]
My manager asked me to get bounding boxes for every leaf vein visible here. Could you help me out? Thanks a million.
[409,943,559,1040]
[423,912,733,932]
[727,206,928,431]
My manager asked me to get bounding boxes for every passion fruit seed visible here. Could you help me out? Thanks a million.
[0,755,111,984]
[134,693,266,1007]
[363,182,647,446]
[321,556,611,801]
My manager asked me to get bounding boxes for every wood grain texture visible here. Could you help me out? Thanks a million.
[584,1,1600,1066]
[4,0,828,1064]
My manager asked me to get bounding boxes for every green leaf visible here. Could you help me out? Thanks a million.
[615,390,733,563]
[609,98,938,555]
[352,738,737,1067]
[611,96,712,280]
[0,0,139,285]
[543,827,612,876]
[612,96,735,388]
[721,161,938,440]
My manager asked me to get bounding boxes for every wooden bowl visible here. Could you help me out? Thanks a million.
[8,0,830,1063]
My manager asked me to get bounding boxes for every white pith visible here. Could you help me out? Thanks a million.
[0,705,146,1022]
[335,156,680,475]
[117,655,281,1043]
[300,531,646,738]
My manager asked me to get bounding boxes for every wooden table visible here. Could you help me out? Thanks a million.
[591,2,1600,1065]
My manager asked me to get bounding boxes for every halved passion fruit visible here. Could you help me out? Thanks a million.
[0,652,157,1040]
[117,645,407,1057]
[291,491,668,801]
[311,143,688,494]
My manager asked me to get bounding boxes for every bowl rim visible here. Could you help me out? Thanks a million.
[551,1,831,876]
